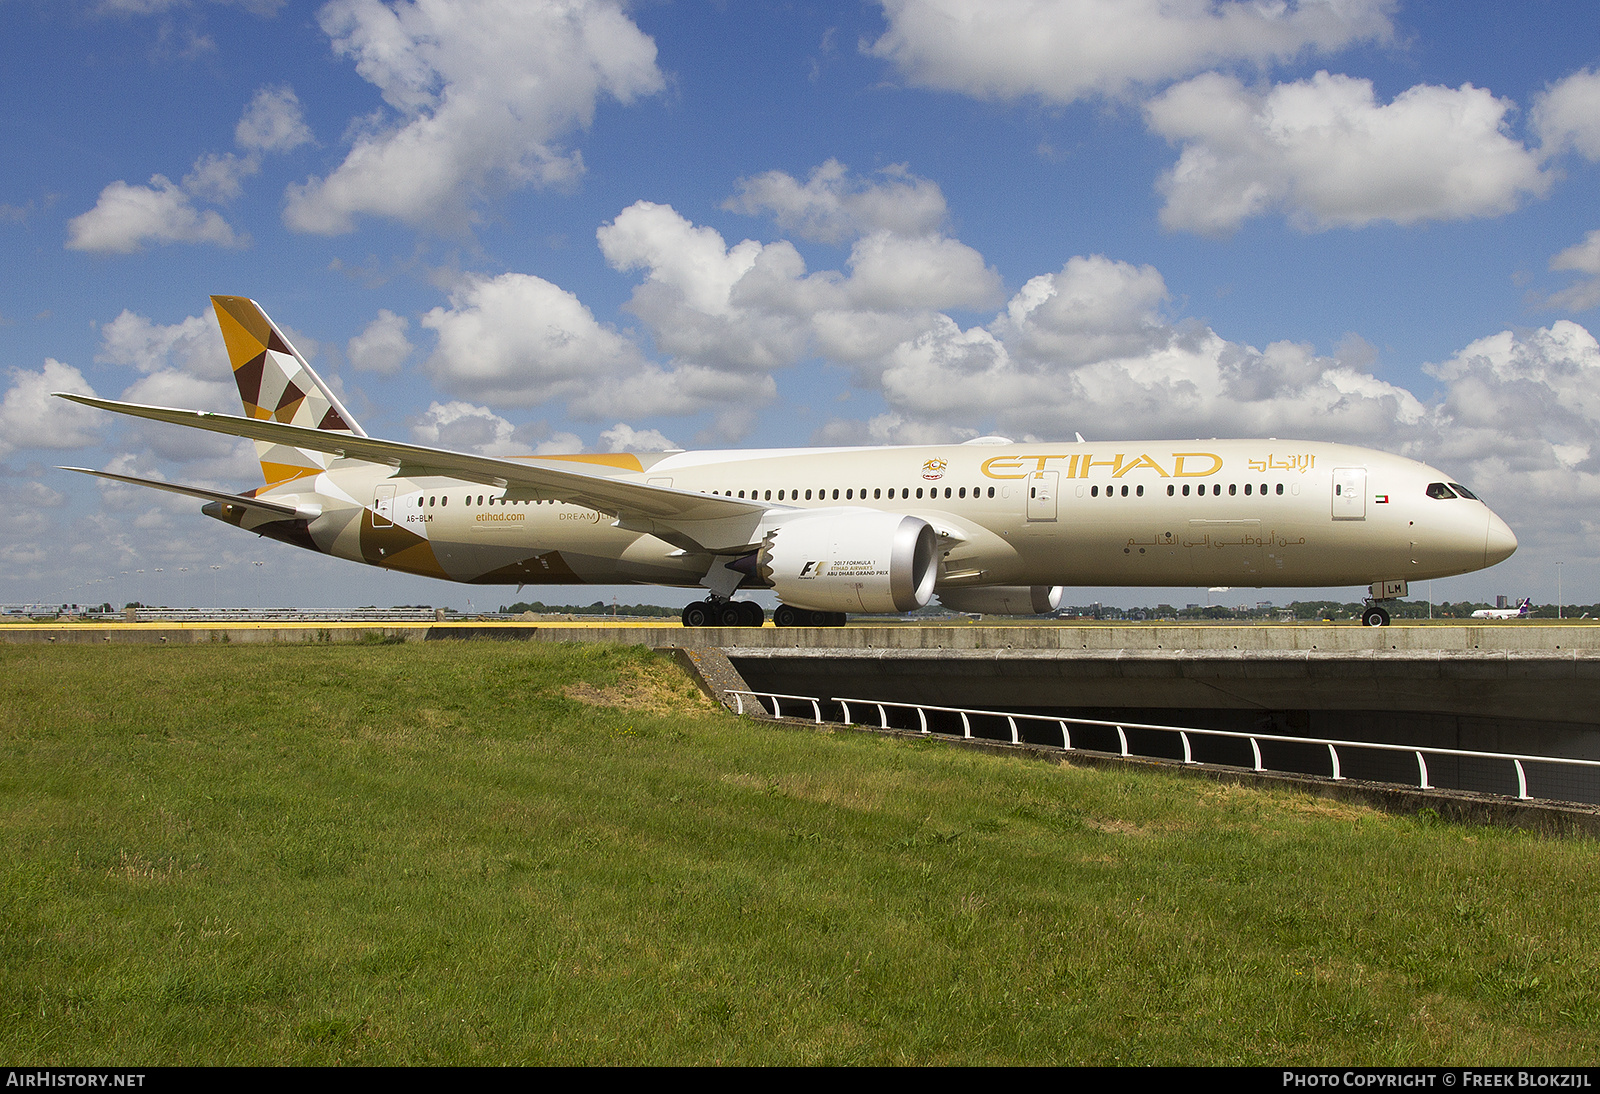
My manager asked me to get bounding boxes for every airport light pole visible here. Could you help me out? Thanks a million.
[1557,562,1563,620]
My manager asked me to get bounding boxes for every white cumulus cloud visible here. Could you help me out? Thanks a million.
[600,201,811,373]
[1532,67,1600,161]
[856,257,1430,449]
[347,309,414,374]
[67,83,312,253]
[868,0,1394,104]
[409,400,531,457]
[599,183,1001,389]
[724,159,948,244]
[283,0,664,234]
[95,310,240,459]
[599,423,679,452]
[1542,229,1600,313]
[235,85,313,153]
[96,310,224,376]
[66,176,245,253]
[0,361,104,458]
[421,272,644,408]
[1147,71,1551,235]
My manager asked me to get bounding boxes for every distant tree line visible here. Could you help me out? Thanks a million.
[498,600,680,617]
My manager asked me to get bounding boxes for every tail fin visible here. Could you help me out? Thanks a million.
[211,295,366,488]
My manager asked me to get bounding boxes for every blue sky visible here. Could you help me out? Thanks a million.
[3,0,1599,611]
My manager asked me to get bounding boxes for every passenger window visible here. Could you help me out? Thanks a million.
[1244,483,1252,495]
[1275,483,1283,495]
[846,489,853,500]
[958,487,966,498]
[805,490,812,500]
[1121,485,1128,497]
[1228,484,1236,496]
[1167,485,1175,496]
[1090,485,1098,497]
[987,487,994,498]
[1182,484,1189,496]
[832,489,839,500]
[1136,485,1143,497]
[916,488,923,499]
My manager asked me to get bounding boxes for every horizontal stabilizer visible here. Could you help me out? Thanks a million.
[60,466,307,518]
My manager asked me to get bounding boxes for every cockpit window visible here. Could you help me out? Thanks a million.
[1449,483,1479,501]
[1425,482,1457,500]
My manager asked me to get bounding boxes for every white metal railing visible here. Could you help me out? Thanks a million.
[727,689,825,723]
[725,689,1600,803]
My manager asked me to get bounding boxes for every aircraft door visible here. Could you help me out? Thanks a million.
[1331,468,1367,520]
[1027,471,1058,522]
[373,484,396,528]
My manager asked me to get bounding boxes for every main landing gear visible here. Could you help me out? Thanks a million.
[678,600,848,628]
[772,605,847,628]
[681,599,764,628]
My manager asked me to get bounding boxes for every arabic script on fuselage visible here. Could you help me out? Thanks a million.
[1246,453,1315,474]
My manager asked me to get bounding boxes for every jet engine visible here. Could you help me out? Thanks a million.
[937,585,1064,616]
[754,511,937,613]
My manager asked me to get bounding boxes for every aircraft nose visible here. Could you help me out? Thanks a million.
[1485,511,1518,567]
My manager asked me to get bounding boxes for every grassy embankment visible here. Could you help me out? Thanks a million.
[3,641,1598,1064]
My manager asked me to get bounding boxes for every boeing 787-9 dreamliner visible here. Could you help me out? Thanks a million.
[56,296,1517,628]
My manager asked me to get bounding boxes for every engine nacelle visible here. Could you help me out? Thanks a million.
[757,511,937,613]
[938,585,1063,616]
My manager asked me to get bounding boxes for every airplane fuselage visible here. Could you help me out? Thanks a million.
[212,437,1515,593]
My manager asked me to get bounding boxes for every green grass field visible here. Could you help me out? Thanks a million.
[3,641,1598,1065]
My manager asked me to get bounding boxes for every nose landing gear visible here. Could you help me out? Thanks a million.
[1360,579,1406,627]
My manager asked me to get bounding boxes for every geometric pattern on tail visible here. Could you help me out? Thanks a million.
[211,294,366,487]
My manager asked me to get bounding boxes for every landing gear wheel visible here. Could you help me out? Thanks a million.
[738,601,765,627]
[681,601,713,628]
[1362,606,1390,627]
[772,605,847,627]
[717,602,744,627]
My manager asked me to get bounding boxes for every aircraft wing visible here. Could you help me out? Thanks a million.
[54,394,772,551]
[61,466,310,518]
